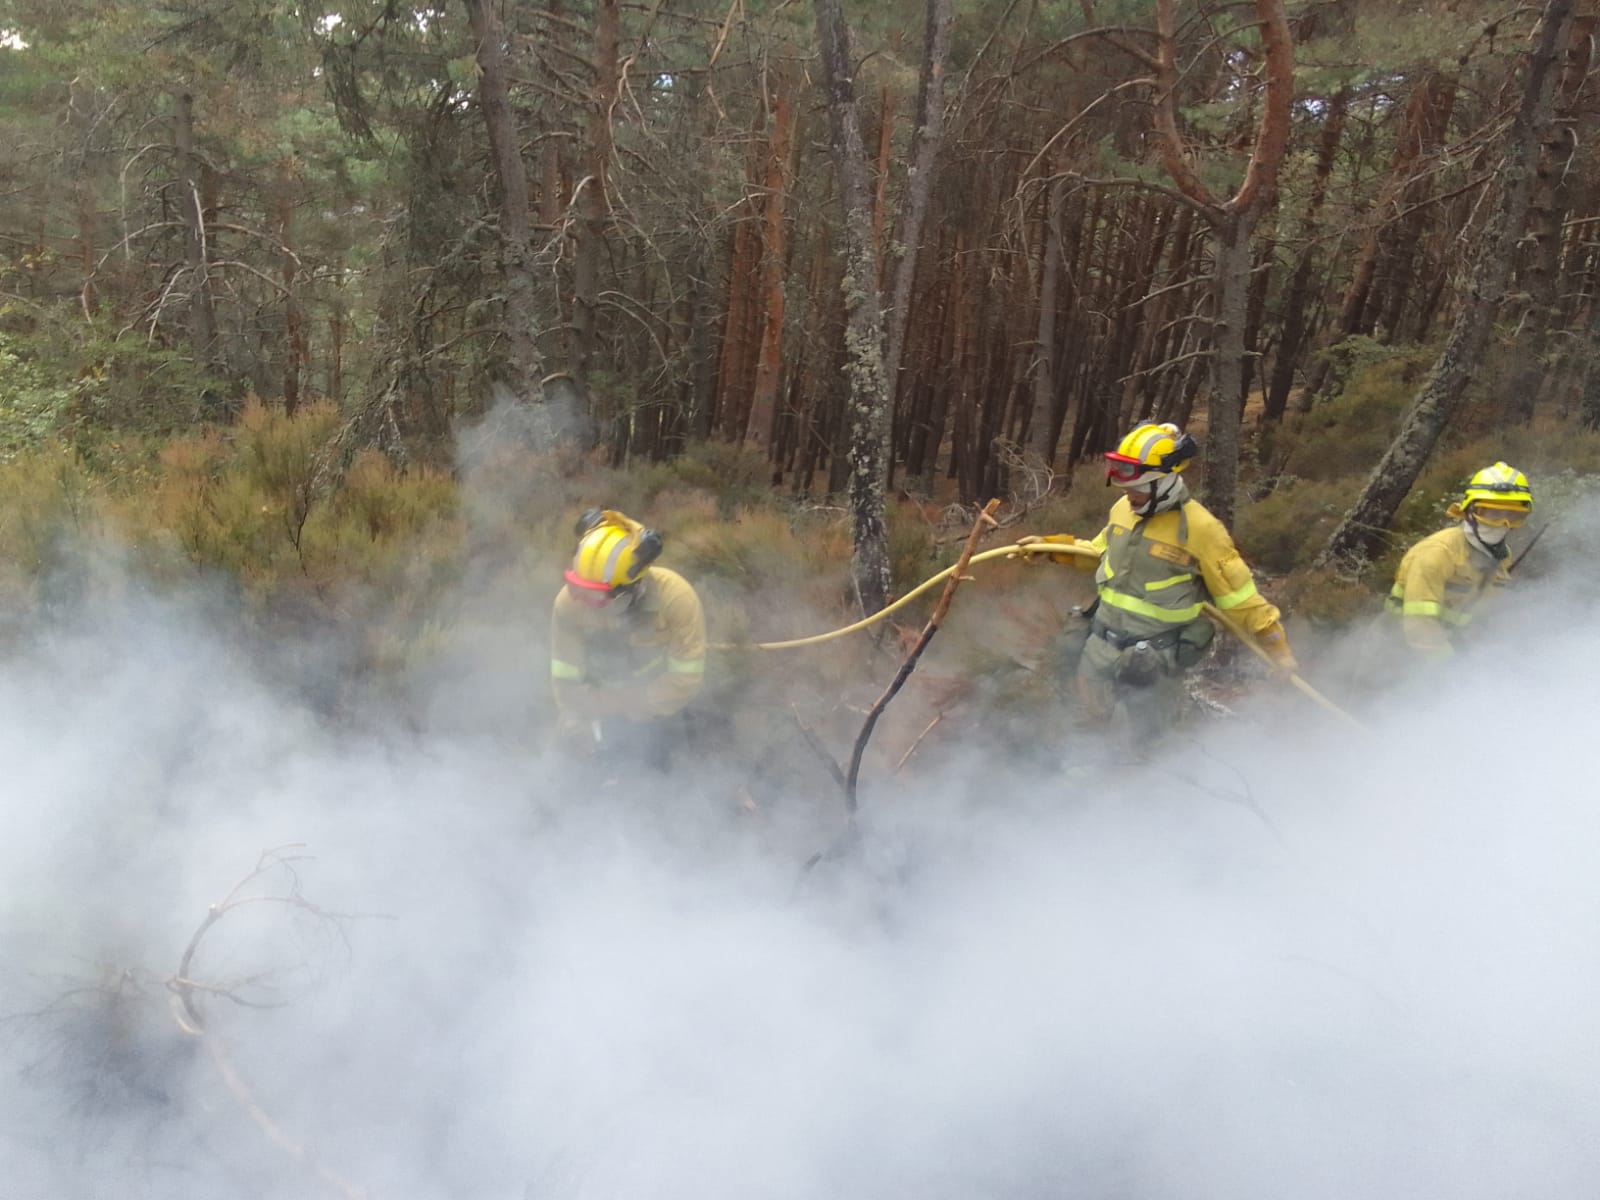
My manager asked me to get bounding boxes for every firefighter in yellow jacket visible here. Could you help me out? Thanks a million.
[1385,462,1532,657]
[1024,422,1294,735]
[550,508,706,767]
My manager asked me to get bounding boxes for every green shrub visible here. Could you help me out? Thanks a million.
[1234,477,1359,574]
[1273,341,1435,481]
[0,446,94,604]
[886,503,939,593]
[0,329,75,457]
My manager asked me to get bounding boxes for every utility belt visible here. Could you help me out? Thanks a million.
[1093,625,1182,652]
[1089,617,1213,680]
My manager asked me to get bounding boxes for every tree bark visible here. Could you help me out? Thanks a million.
[1371,71,1459,341]
[1318,0,1574,568]
[1307,68,1457,399]
[572,0,619,388]
[1026,170,1066,463]
[1580,290,1600,430]
[1505,14,1592,423]
[881,0,954,427]
[1150,0,1293,529]
[712,176,763,440]
[275,157,306,415]
[915,231,964,493]
[814,0,892,615]
[745,76,797,449]
[463,0,546,403]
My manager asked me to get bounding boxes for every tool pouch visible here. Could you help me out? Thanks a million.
[1112,641,1165,687]
[1173,619,1216,669]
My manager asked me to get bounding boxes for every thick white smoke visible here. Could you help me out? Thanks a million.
[3,501,1599,1199]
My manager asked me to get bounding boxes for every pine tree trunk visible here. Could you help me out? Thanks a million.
[1319,0,1574,568]
[74,150,96,318]
[881,0,953,423]
[1149,0,1292,526]
[745,78,796,449]
[814,0,892,614]
[1371,72,1459,340]
[1580,291,1600,430]
[1118,200,1174,426]
[1203,208,1256,528]
[174,93,221,397]
[275,157,305,415]
[1308,69,1456,396]
[1505,14,1592,423]
[462,0,545,403]
[712,135,764,442]
[1264,88,1349,423]
[916,233,964,494]
[1026,171,1065,463]
[572,0,619,389]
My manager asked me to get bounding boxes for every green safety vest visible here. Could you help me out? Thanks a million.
[1094,504,1208,639]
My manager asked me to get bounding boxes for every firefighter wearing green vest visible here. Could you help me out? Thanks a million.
[1024,422,1294,736]
[1385,462,1532,658]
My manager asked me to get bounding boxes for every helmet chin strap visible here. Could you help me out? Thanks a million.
[1132,472,1187,516]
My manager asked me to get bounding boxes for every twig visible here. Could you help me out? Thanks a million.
[791,703,847,793]
[845,498,1001,812]
[894,711,946,773]
[166,848,368,1200]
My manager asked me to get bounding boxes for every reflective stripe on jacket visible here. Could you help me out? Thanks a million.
[551,566,707,719]
[1385,525,1508,656]
[1087,496,1283,642]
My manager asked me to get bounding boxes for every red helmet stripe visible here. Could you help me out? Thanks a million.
[564,569,613,592]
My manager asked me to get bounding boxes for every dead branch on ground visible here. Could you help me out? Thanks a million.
[167,846,371,1200]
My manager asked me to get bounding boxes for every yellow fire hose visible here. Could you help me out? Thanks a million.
[721,539,1368,732]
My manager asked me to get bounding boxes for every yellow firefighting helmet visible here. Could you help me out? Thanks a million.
[1105,422,1199,486]
[1459,462,1533,527]
[565,509,663,593]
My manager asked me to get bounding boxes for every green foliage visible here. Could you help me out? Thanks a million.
[0,328,74,456]
[633,441,775,515]
[1235,477,1358,575]
[0,403,462,654]
[1275,339,1436,481]
[0,444,93,604]
[1273,565,1382,626]
[886,505,939,593]
[0,313,223,441]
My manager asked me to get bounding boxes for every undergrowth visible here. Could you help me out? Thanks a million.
[0,365,1593,737]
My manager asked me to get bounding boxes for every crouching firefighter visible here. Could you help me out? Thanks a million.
[1385,462,1532,659]
[1022,422,1295,740]
[550,509,707,771]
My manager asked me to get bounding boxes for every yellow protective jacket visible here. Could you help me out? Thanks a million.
[550,566,707,720]
[1385,525,1509,656]
[1086,495,1287,650]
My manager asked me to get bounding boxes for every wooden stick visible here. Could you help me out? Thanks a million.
[791,703,847,793]
[845,498,1000,813]
[895,711,946,773]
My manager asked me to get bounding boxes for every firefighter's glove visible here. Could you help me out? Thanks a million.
[1259,626,1298,675]
[1013,534,1096,569]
